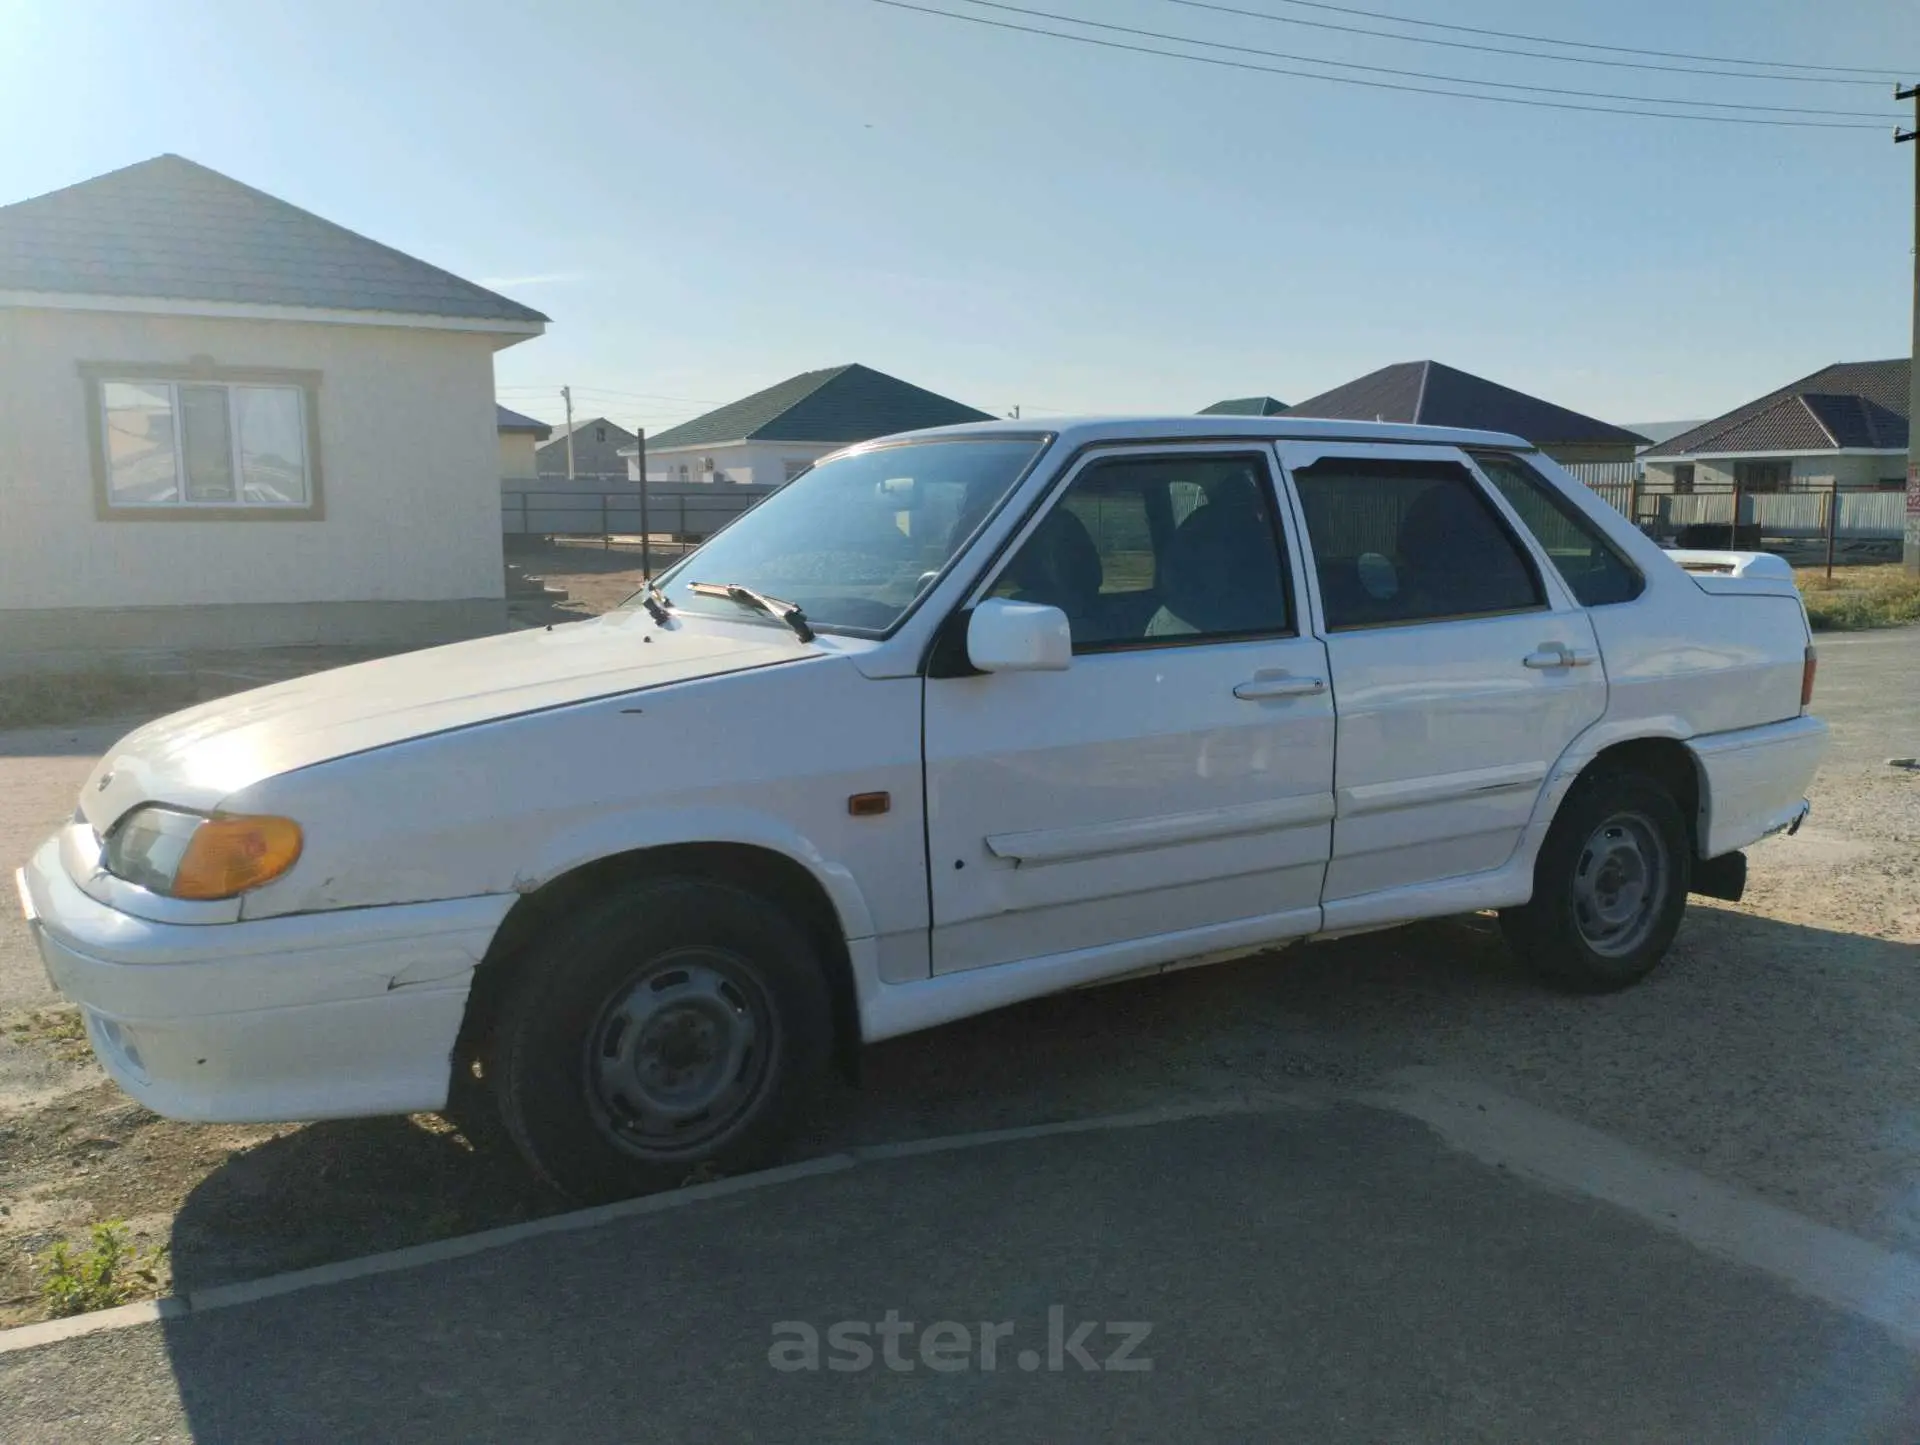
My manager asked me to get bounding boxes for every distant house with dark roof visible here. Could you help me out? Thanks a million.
[0,153,546,658]
[1288,361,1646,464]
[1640,359,1909,497]
[627,363,992,485]
[537,416,635,478]
[1199,396,1288,417]
[495,404,552,481]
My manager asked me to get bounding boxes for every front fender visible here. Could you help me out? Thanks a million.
[517,804,879,942]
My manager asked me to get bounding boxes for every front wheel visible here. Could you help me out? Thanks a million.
[492,878,832,1203]
[1501,770,1692,993]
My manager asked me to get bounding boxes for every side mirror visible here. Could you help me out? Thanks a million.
[966,598,1072,673]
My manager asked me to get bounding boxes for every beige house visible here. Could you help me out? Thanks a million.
[496,404,552,481]
[0,154,547,661]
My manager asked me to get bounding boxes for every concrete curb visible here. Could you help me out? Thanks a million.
[0,1094,1310,1357]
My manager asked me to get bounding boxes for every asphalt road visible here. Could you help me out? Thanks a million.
[5,1096,1918,1444]
[1807,625,1920,772]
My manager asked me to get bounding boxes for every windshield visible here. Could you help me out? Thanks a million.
[651,436,1046,635]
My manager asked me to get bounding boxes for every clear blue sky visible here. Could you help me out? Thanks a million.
[2,0,1915,431]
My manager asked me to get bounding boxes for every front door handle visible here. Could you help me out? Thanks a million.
[1523,644,1599,669]
[1234,673,1327,701]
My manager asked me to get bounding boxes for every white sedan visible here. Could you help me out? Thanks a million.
[18,416,1826,1200]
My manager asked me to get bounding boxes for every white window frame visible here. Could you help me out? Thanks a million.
[98,378,313,511]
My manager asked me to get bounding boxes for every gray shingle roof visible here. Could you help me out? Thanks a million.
[0,154,547,325]
[1644,359,1910,458]
[1199,396,1289,416]
[495,404,552,437]
[545,417,633,443]
[642,364,992,451]
[1288,361,1646,449]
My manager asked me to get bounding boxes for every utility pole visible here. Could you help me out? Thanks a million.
[561,384,577,481]
[1900,86,1919,574]
[637,427,651,581]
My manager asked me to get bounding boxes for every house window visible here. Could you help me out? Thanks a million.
[595,425,607,444]
[95,376,314,513]
[1734,460,1790,493]
[678,464,690,482]
[1877,474,1906,491]
[1671,463,1695,495]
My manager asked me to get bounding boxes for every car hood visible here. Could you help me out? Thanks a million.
[82,610,814,826]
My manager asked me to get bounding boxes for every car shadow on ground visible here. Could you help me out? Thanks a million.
[142,909,1920,1444]
[163,904,1920,1304]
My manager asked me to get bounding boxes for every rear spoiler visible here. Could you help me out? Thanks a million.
[1662,549,1795,580]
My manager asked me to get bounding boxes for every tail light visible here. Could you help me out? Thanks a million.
[1801,645,1817,711]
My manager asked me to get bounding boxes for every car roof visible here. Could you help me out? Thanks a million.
[893,415,1535,452]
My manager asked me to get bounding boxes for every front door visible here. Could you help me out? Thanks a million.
[1273,442,1607,905]
[924,446,1336,975]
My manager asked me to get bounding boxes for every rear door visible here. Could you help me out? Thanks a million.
[1272,442,1606,905]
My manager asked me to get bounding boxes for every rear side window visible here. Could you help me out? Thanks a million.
[1293,458,1544,630]
[1473,453,1645,607]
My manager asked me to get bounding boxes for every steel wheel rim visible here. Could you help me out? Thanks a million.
[583,947,777,1159]
[1570,811,1669,958]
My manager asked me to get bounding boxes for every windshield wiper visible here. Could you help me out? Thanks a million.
[637,579,673,626]
[687,581,815,642]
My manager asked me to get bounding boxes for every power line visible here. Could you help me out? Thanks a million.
[1143,0,1901,86]
[953,0,1906,119]
[1158,0,1911,79]
[496,385,724,405]
[866,0,1893,127]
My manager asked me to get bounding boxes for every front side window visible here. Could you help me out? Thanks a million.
[655,437,1045,636]
[991,453,1292,650]
[1293,457,1543,630]
[99,379,311,509]
[1474,453,1644,607]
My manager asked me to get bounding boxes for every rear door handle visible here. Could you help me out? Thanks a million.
[1234,673,1327,700]
[1523,644,1598,669]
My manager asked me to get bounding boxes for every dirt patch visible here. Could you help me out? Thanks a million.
[505,537,695,625]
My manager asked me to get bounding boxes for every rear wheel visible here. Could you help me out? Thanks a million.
[1501,770,1691,993]
[493,878,832,1202]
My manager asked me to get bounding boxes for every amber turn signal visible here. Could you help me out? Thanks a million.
[1800,645,1817,711]
[172,815,304,900]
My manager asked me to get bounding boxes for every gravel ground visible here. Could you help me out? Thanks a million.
[0,624,1913,1327]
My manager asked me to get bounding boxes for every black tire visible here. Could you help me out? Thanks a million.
[493,877,832,1203]
[1500,769,1692,994]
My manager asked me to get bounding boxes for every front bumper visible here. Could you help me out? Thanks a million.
[16,835,513,1123]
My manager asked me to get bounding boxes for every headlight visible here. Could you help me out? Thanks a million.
[103,807,303,900]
